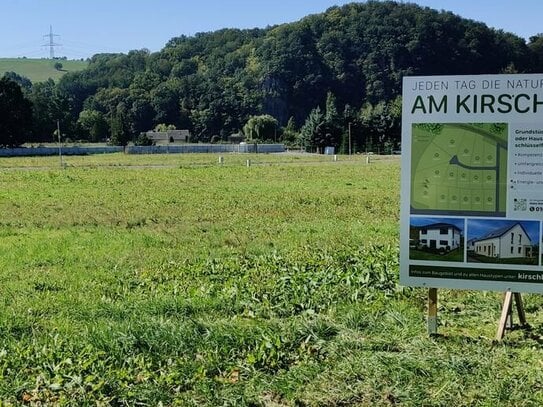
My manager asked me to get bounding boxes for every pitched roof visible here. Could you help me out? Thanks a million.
[417,222,462,232]
[474,222,532,244]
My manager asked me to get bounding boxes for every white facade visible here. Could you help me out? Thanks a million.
[419,224,461,251]
[474,223,533,259]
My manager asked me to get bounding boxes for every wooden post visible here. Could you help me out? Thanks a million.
[496,292,513,340]
[428,288,438,335]
[514,293,527,326]
[496,292,527,341]
[348,122,352,156]
[57,119,64,169]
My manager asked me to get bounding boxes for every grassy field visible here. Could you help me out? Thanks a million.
[1,153,543,405]
[467,253,539,266]
[0,58,88,83]
[409,248,464,262]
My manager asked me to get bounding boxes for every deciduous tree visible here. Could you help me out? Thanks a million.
[243,114,278,141]
[0,77,33,147]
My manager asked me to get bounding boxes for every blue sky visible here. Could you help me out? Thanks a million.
[410,217,465,232]
[1,0,541,60]
[467,219,541,244]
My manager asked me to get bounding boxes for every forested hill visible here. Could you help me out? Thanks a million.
[11,1,543,150]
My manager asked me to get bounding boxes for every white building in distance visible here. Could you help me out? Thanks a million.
[145,129,190,144]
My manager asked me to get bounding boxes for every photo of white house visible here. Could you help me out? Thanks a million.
[467,220,540,265]
[409,217,464,261]
[418,222,461,251]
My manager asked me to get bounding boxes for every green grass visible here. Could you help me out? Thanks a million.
[1,153,543,405]
[0,58,88,82]
[410,247,464,262]
[467,253,538,265]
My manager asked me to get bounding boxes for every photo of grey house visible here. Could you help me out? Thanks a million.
[466,238,476,252]
[467,220,540,265]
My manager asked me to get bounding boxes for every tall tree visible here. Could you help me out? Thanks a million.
[299,106,324,151]
[243,114,278,141]
[29,79,72,142]
[77,109,108,142]
[2,71,32,91]
[0,77,33,147]
[323,91,342,148]
[281,117,298,145]
[109,104,131,146]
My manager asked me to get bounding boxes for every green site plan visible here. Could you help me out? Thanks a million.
[410,123,508,216]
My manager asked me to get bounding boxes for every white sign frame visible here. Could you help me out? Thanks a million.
[401,74,543,293]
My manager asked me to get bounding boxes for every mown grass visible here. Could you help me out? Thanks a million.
[0,58,88,83]
[410,248,464,262]
[1,153,543,405]
[0,151,370,168]
[467,253,538,265]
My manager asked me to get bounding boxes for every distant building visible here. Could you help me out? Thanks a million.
[146,129,190,144]
[228,133,244,144]
[418,222,462,251]
[473,223,533,258]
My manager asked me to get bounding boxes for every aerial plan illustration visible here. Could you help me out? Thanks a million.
[410,123,508,217]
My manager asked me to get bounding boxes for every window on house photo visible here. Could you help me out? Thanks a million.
[421,229,427,235]
[518,234,522,244]
[439,228,448,234]
[440,240,448,246]
[518,247,522,254]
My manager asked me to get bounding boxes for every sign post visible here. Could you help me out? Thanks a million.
[496,292,527,340]
[401,74,543,335]
[428,288,438,335]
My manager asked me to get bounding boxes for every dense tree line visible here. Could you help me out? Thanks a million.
[2,1,543,151]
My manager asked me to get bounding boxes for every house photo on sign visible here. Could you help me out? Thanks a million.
[400,74,543,293]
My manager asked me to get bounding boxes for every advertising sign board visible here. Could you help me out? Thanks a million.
[401,74,543,293]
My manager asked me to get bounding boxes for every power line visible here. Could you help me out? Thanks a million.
[43,25,61,59]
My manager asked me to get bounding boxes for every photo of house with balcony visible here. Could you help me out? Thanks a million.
[409,217,464,262]
[467,220,540,265]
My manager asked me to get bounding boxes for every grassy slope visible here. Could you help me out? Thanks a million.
[0,58,87,82]
[1,154,543,405]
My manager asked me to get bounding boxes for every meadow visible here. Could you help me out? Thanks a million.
[0,58,88,83]
[1,153,543,406]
